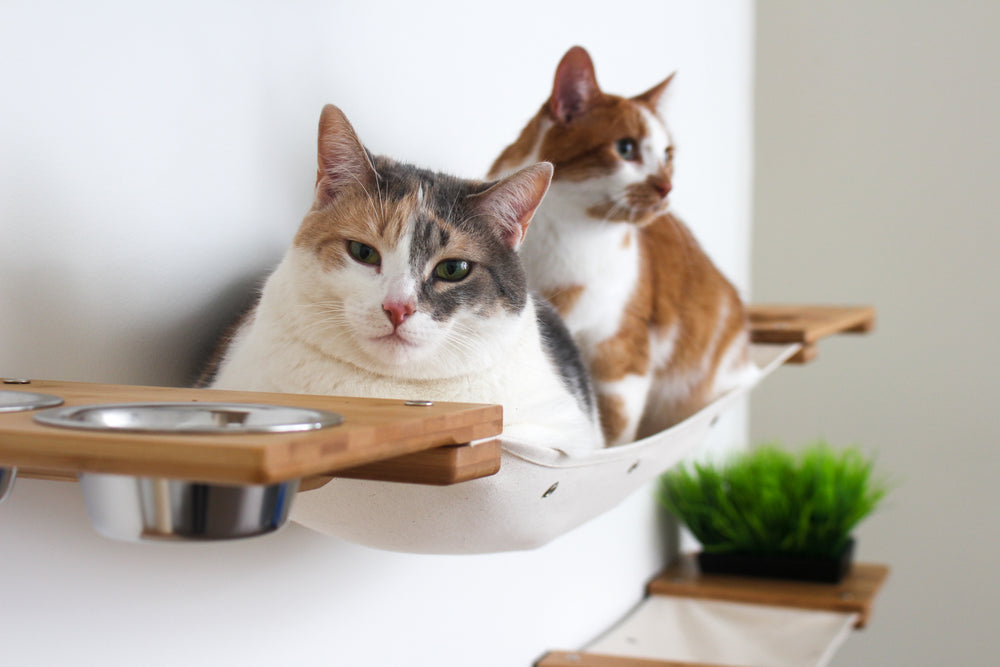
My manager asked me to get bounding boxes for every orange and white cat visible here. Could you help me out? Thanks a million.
[490,46,754,446]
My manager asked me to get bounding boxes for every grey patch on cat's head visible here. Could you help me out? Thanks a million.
[369,156,530,321]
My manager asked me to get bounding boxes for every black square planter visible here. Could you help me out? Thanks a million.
[696,538,855,584]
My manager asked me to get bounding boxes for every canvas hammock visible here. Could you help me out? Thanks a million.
[291,342,801,553]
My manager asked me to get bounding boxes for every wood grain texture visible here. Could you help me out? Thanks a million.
[647,554,889,628]
[17,468,76,482]
[0,380,502,485]
[787,343,819,364]
[536,652,724,667]
[335,439,502,485]
[23,441,503,489]
[748,305,875,364]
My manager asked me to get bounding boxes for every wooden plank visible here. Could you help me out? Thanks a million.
[335,439,501,485]
[787,343,818,364]
[537,652,724,667]
[23,441,503,488]
[17,467,76,482]
[647,554,889,628]
[0,380,502,485]
[748,305,875,363]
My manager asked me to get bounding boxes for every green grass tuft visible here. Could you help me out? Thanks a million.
[657,441,889,558]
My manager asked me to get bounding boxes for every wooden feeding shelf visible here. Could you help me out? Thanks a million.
[748,304,876,364]
[0,380,503,487]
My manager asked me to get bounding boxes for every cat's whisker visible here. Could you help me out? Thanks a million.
[601,193,631,224]
[327,155,385,225]
[294,304,347,325]
[294,318,345,342]
[297,300,344,312]
[447,329,481,355]
[439,322,483,360]
[454,211,495,228]
[372,171,387,226]
[353,176,383,223]
[445,195,460,229]
[290,301,355,340]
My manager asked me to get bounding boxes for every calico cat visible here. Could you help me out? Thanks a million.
[489,46,755,446]
[206,104,603,451]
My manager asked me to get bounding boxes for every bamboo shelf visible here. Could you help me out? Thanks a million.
[0,380,502,486]
[537,555,889,667]
[648,554,889,629]
[748,304,875,364]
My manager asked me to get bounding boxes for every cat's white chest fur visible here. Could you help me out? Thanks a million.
[520,182,640,351]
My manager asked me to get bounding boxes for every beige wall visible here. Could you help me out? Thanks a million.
[753,2,1000,664]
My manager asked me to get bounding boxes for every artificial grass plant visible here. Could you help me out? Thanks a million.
[657,442,889,559]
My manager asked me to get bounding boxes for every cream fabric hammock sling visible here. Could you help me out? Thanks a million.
[291,342,801,554]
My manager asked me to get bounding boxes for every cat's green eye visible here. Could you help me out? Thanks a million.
[615,138,638,161]
[434,259,471,282]
[348,240,381,266]
[665,146,675,161]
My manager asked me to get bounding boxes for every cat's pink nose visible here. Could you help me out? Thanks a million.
[650,177,672,198]
[383,301,415,329]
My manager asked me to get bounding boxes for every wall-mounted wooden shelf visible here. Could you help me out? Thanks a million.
[536,555,889,667]
[648,554,889,629]
[0,380,503,486]
[748,304,876,363]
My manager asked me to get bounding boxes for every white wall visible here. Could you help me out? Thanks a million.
[0,2,753,665]
[753,2,1000,665]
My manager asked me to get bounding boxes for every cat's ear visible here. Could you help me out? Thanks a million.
[633,72,676,117]
[472,162,553,250]
[315,104,378,207]
[549,46,601,124]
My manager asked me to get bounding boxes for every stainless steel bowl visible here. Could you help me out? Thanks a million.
[79,474,299,542]
[0,389,64,505]
[34,401,343,433]
[0,389,64,413]
[31,401,342,542]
